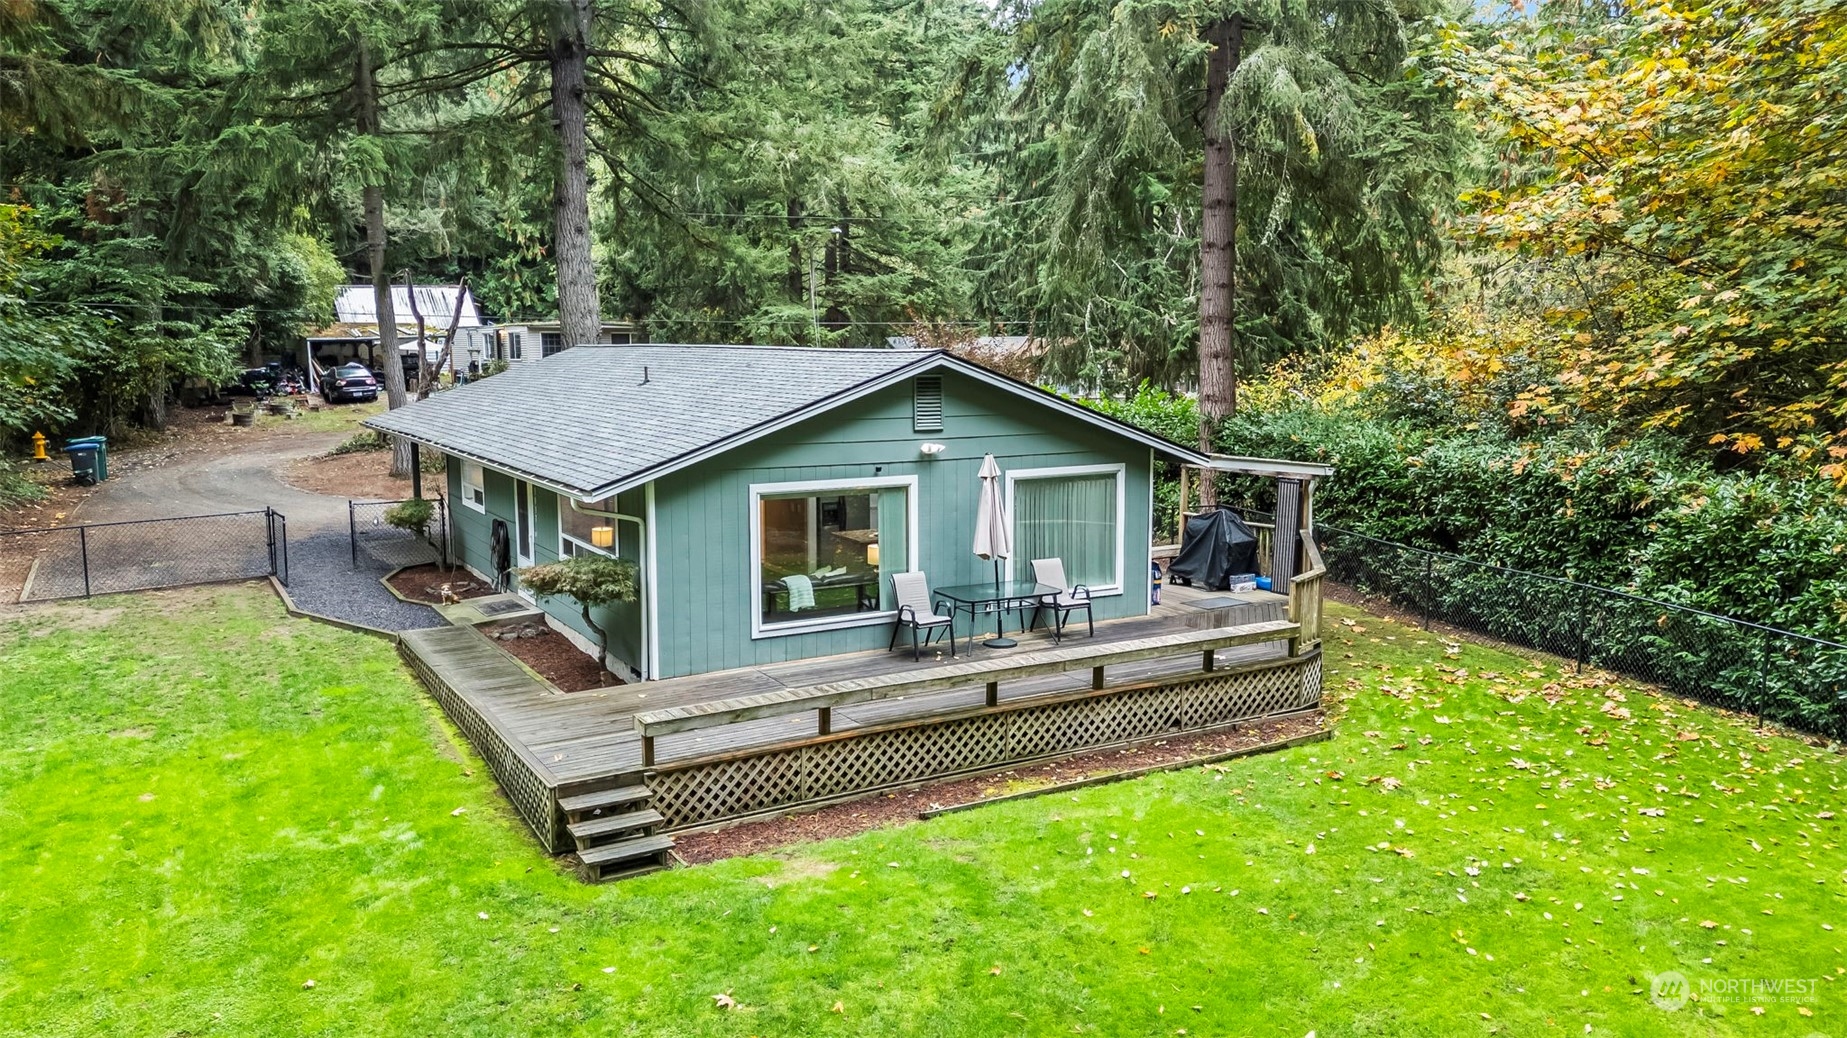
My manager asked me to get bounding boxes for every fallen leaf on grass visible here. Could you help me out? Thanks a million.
[712,993,738,1010]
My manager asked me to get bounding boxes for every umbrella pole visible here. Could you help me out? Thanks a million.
[983,557,1017,649]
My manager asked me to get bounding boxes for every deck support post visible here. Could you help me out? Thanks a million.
[1091,666,1105,690]
[641,734,655,768]
[818,707,832,736]
[985,681,999,707]
[1203,649,1215,672]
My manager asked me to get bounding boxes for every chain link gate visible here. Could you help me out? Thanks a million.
[348,496,448,570]
[1,508,290,602]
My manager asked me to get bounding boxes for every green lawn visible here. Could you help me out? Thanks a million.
[1,586,1842,1036]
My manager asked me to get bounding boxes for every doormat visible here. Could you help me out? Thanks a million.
[1189,597,1252,610]
[476,599,529,617]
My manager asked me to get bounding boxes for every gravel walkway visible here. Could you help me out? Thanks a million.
[282,529,443,632]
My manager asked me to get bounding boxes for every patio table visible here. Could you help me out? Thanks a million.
[935,580,1060,651]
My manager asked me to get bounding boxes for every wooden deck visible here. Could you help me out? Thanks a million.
[401,583,1307,853]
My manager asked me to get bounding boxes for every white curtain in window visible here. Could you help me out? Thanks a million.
[1015,473,1118,588]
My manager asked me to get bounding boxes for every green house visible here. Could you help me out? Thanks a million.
[368,345,1207,681]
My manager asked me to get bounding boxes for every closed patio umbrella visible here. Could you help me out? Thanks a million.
[974,453,1017,647]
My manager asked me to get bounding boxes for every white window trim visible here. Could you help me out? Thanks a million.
[1004,462,1127,596]
[559,496,619,558]
[460,461,486,512]
[748,474,920,639]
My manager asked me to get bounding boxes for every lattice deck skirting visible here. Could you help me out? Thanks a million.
[647,651,1323,830]
[401,641,564,851]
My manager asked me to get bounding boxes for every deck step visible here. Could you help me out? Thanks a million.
[568,808,665,845]
[558,784,654,819]
[578,833,676,881]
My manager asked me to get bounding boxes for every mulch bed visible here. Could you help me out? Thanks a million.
[480,618,621,692]
[385,564,493,604]
[671,711,1326,864]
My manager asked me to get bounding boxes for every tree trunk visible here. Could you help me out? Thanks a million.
[786,197,805,305]
[1197,15,1242,504]
[421,276,469,398]
[356,34,411,476]
[549,0,600,351]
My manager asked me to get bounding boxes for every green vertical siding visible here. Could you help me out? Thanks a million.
[650,371,1156,678]
[445,459,647,681]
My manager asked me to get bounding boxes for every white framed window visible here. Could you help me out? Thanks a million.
[460,461,486,512]
[749,475,918,638]
[1007,463,1125,594]
[560,496,619,558]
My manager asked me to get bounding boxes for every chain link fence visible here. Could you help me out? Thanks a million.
[1313,524,1847,739]
[1,509,288,602]
[348,496,447,570]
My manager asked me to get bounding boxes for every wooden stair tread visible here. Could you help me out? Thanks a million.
[558,785,654,815]
[568,809,665,842]
[578,833,675,867]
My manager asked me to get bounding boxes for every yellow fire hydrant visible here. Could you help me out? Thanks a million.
[30,431,48,463]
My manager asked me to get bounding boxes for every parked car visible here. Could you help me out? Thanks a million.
[322,362,380,403]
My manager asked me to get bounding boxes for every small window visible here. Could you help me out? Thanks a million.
[608,332,632,344]
[460,461,486,511]
[560,497,618,557]
[541,332,564,357]
[509,333,523,360]
[913,375,943,432]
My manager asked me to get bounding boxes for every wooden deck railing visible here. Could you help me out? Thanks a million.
[633,618,1301,766]
[1289,533,1326,653]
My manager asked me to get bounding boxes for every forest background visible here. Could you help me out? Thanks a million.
[2,0,1842,640]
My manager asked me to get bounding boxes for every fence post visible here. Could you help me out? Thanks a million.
[279,513,289,586]
[78,525,91,598]
[349,500,359,568]
[1421,552,1433,630]
[1574,596,1590,674]
[1758,629,1772,708]
[265,507,277,578]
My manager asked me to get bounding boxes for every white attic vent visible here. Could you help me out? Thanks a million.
[913,375,944,433]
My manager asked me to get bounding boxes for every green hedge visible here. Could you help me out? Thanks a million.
[1079,388,1847,643]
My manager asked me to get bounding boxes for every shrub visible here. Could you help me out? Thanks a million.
[516,555,639,668]
[329,430,387,455]
[383,497,434,536]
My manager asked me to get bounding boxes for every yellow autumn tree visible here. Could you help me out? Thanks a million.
[1434,1,1847,481]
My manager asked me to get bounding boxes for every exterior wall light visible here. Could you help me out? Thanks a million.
[919,442,947,456]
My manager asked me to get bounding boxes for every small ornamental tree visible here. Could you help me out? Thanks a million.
[514,554,639,670]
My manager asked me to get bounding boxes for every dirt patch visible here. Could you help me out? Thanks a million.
[0,599,126,632]
[671,712,1326,865]
[285,450,414,502]
[479,619,622,692]
[385,564,493,604]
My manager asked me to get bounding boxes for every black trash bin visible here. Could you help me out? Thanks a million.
[64,443,99,486]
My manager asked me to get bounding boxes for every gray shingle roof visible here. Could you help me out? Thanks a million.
[366,345,937,496]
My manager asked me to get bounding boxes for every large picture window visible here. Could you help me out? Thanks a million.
[1010,465,1124,592]
[751,477,915,636]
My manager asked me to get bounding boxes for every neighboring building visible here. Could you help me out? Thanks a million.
[467,319,643,368]
[367,345,1206,681]
[305,284,484,377]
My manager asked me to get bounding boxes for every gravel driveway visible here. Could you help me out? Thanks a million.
[70,428,442,631]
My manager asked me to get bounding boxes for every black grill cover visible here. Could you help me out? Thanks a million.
[1166,506,1258,590]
